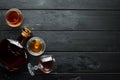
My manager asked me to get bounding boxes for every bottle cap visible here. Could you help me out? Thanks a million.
[22,27,31,38]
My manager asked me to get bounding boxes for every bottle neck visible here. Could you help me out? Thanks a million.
[17,27,31,45]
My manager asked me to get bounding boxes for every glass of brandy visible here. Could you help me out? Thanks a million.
[5,8,23,27]
[27,37,46,56]
[28,55,56,76]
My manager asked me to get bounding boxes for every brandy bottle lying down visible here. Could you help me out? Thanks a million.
[0,27,31,71]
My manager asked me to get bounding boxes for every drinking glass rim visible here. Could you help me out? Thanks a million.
[38,55,56,74]
[27,37,46,56]
[5,8,22,24]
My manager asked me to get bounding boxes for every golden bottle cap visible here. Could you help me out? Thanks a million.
[22,27,32,38]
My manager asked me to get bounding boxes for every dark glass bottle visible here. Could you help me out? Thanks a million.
[0,27,31,71]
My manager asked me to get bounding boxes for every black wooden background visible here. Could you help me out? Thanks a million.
[0,0,120,80]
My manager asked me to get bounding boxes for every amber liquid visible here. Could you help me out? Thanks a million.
[29,40,43,53]
[6,9,23,27]
[0,39,26,71]
[38,56,54,73]
[39,60,53,73]
[41,61,53,69]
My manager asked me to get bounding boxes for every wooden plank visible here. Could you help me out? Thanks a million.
[0,31,120,52]
[0,52,120,73]
[0,0,120,9]
[0,11,1,25]
[81,74,120,80]
[26,52,120,73]
[1,73,120,80]
[1,66,120,80]
[1,10,120,30]
[6,74,120,80]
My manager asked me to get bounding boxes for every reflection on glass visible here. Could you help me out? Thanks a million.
[27,37,46,56]
[6,8,23,27]
[28,55,56,76]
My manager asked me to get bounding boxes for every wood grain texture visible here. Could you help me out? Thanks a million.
[7,74,120,80]
[1,51,120,79]
[0,52,118,74]
[0,0,120,9]
[27,52,120,73]
[0,0,120,80]
[1,73,120,80]
[1,10,120,30]
[0,31,120,52]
